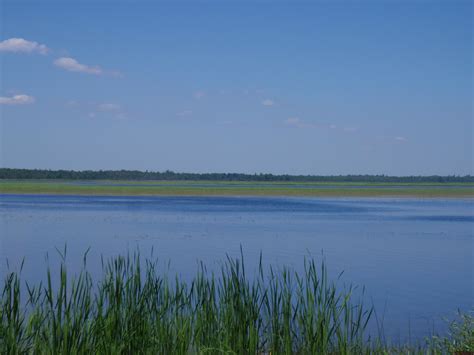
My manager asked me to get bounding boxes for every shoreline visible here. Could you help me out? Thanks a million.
[1,180,473,199]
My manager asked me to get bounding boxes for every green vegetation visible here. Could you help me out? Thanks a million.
[1,167,473,183]
[1,180,473,198]
[1,251,472,354]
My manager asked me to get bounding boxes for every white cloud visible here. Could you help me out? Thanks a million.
[176,110,193,117]
[329,124,337,129]
[0,38,48,54]
[262,99,274,106]
[88,112,96,118]
[0,40,121,76]
[98,103,121,111]
[0,94,35,105]
[395,136,407,141]
[194,91,206,99]
[54,57,102,75]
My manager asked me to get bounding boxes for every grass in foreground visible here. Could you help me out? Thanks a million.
[1,252,472,354]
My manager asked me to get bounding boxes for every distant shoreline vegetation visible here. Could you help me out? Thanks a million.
[1,168,473,183]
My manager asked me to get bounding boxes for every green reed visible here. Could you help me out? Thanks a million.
[1,251,472,354]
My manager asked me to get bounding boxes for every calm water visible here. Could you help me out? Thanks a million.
[1,194,472,342]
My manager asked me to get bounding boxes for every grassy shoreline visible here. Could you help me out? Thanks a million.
[2,179,474,186]
[1,180,473,198]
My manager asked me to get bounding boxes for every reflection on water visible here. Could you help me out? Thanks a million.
[1,194,473,342]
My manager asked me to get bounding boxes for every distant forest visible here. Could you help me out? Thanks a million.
[0,168,473,183]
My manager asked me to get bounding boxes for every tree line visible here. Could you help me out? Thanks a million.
[0,168,472,183]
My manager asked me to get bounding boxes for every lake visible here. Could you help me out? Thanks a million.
[1,194,472,342]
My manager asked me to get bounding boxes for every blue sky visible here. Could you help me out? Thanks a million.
[0,0,472,175]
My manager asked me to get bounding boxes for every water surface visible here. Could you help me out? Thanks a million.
[1,194,472,342]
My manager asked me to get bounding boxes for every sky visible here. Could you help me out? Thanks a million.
[0,0,472,176]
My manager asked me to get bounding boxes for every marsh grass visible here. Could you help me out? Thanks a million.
[0,250,472,354]
[1,180,473,198]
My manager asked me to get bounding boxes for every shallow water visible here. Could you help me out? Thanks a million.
[1,194,472,342]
